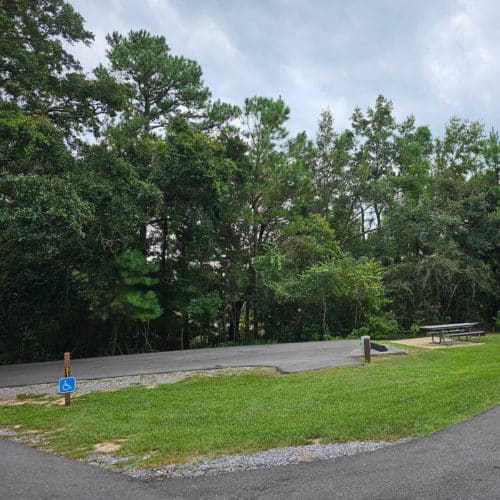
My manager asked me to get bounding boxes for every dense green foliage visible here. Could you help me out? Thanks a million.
[0,1,498,362]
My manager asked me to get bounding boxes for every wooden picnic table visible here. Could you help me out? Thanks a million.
[420,322,483,345]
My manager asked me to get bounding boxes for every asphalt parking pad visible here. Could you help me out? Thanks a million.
[0,339,407,388]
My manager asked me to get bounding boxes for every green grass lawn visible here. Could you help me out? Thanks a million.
[1,335,499,469]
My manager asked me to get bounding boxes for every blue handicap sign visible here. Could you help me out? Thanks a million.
[58,377,76,394]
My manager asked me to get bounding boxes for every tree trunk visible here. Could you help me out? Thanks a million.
[111,321,118,356]
[229,300,242,343]
[139,224,148,255]
[160,213,169,342]
[252,266,259,342]
[182,316,190,349]
[322,298,327,335]
[221,310,227,343]
[360,206,366,240]
[374,205,382,228]
[252,304,258,342]
[244,300,250,342]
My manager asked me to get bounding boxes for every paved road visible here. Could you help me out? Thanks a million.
[1,406,498,499]
[0,439,165,500]
[0,340,404,387]
[158,405,500,499]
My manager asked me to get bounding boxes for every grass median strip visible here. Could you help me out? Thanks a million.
[1,335,499,470]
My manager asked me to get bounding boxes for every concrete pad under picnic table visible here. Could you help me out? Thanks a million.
[0,339,406,388]
[393,336,486,349]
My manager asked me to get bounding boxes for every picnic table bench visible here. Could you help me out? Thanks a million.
[420,323,485,345]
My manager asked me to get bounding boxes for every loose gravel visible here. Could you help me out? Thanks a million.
[0,367,268,400]
[126,441,394,480]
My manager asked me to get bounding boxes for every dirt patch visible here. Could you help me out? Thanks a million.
[93,439,126,454]
[308,438,323,445]
[393,337,484,349]
[0,398,21,406]
[0,398,49,406]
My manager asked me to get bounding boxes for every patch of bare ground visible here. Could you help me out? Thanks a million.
[394,336,486,349]
[92,439,126,454]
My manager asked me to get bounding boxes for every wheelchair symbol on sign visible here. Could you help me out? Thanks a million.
[58,377,76,394]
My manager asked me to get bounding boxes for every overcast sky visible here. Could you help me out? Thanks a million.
[69,0,499,138]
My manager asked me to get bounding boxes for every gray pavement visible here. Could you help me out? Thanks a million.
[0,439,166,500]
[159,405,500,499]
[0,340,405,387]
[1,406,498,499]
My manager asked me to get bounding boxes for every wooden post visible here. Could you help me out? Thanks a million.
[362,336,371,364]
[64,352,71,406]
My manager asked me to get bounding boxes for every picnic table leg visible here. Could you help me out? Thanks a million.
[441,331,451,345]
[431,332,442,344]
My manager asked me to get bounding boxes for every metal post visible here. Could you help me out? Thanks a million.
[64,352,71,406]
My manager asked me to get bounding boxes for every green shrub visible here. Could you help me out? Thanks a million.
[349,314,400,340]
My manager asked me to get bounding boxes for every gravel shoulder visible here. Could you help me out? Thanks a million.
[0,367,265,400]
[125,441,396,480]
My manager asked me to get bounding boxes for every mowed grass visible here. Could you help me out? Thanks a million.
[1,335,499,468]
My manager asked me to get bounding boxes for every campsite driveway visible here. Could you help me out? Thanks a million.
[0,339,404,387]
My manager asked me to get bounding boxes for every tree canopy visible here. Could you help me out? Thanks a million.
[0,1,498,362]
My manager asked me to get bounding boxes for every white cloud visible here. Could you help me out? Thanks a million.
[422,0,500,106]
[283,65,351,135]
[185,17,238,66]
[69,0,136,73]
[69,0,240,97]
[65,1,499,135]
[140,0,239,67]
